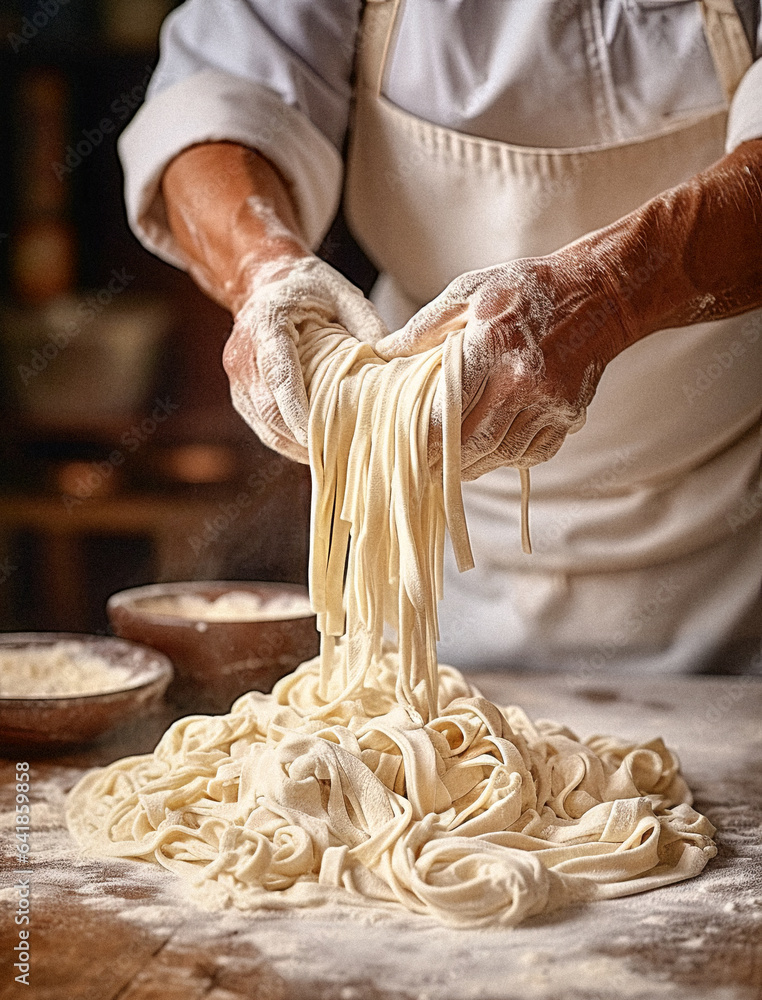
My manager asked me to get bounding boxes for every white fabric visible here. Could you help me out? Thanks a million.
[387,0,728,145]
[116,0,762,674]
[346,0,761,675]
[726,55,762,147]
[118,71,343,265]
[119,0,762,264]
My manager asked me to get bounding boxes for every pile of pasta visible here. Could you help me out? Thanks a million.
[68,319,716,928]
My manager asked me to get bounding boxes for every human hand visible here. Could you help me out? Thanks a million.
[375,255,631,480]
[223,255,389,462]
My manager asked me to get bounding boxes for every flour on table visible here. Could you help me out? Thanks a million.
[67,318,716,928]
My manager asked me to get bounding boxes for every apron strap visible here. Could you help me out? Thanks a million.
[356,0,402,96]
[699,0,755,102]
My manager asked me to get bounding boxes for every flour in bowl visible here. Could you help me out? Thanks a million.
[0,643,134,698]
[137,591,313,622]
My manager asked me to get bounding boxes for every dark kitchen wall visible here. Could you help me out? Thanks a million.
[0,0,368,633]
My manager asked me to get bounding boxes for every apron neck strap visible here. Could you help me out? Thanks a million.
[700,0,754,102]
[356,0,402,97]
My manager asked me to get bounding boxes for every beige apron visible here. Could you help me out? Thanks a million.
[344,0,762,674]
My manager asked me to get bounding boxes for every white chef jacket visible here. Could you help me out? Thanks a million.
[117,1,762,677]
[120,0,762,265]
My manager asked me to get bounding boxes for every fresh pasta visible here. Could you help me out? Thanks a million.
[67,318,716,927]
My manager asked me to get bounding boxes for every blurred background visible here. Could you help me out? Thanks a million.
[0,0,375,635]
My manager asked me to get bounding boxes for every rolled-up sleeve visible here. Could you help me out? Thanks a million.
[118,0,361,267]
[726,7,762,152]
[727,57,762,151]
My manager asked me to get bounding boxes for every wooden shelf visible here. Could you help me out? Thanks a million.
[0,491,261,631]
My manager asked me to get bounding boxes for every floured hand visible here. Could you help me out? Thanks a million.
[224,256,389,462]
[376,255,630,480]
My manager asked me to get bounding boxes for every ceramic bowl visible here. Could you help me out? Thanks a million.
[0,632,173,752]
[106,581,320,713]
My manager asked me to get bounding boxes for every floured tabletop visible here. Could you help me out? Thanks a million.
[1,672,760,1000]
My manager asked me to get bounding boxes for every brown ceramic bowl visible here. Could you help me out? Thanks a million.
[0,633,173,753]
[106,581,320,713]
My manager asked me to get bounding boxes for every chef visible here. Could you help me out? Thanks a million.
[119,0,762,676]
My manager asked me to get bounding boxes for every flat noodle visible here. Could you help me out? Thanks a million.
[67,318,716,928]
[519,467,532,555]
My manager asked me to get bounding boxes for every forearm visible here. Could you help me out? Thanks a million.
[161,142,309,314]
[557,138,762,358]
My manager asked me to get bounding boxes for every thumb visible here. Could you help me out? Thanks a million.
[333,291,390,346]
[376,300,469,360]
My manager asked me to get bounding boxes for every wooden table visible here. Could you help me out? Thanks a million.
[1,673,761,1000]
